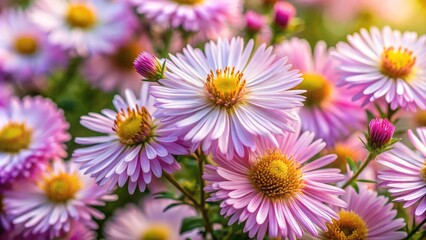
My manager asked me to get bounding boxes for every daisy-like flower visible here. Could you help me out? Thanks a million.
[378,127,426,216]
[132,0,242,40]
[73,83,187,194]
[204,121,346,240]
[334,26,426,111]
[0,11,66,80]
[104,197,200,240]
[276,38,364,146]
[151,37,304,159]
[30,0,137,55]
[83,34,153,92]
[3,160,116,238]
[0,96,70,184]
[319,187,406,240]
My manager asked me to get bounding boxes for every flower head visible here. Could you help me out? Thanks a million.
[0,96,70,184]
[134,51,164,82]
[74,83,187,194]
[104,197,200,240]
[367,118,395,151]
[378,127,426,216]
[30,0,137,55]
[245,11,265,33]
[273,1,296,29]
[334,26,426,111]
[204,121,346,239]
[319,187,406,240]
[151,37,304,159]
[3,160,116,238]
[276,38,365,146]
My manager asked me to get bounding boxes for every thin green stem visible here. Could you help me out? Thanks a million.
[342,152,377,188]
[163,172,199,206]
[386,105,399,122]
[405,218,426,240]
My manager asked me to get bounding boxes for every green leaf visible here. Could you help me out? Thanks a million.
[365,109,376,121]
[351,182,359,193]
[163,203,183,212]
[153,191,177,200]
[346,157,358,172]
[357,179,376,183]
[180,217,204,234]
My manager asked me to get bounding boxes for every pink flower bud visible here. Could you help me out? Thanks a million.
[133,52,163,82]
[273,2,296,29]
[245,11,265,33]
[368,118,395,150]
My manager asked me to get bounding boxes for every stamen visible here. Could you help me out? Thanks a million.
[381,46,416,80]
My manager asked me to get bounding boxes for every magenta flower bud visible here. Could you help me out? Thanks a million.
[368,118,395,150]
[273,1,296,29]
[133,51,164,82]
[245,11,265,33]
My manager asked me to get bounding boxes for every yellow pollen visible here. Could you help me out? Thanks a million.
[14,35,38,55]
[0,122,32,153]
[249,150,303,200]
[113,106,154,146]
[324,210,368,240]
[327,144,360,173]
[66,4,97,29]
[421,161,426,182]
[140,224,171,240]
[172,0,204,5]
[41,172,82,203]
[110,41,142,70]
[415,110,426,127]
[381,47,416,80]
[205,67,246,108]
[297,73,332,107]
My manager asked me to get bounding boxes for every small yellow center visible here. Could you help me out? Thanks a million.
[421,162,426,182]
[324,210,368,240]
[14,35,39,55]
[113,106,154,146]
[66,4,97,29]
[297,73,332,107]
[250,150,303,200]
[0,122,32,153]
[140,224,171,240]
[205,67,246,108]
[42,172,82,203]
[110,42,142,70]
[415,110,426,127]
[172,0,204,5]
[381,47,416,80]
[327,144,360,173]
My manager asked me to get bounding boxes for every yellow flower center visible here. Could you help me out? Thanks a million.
[381,47,416,80]
[297,73,332,107]
[172,0,204,5]
[140,224,171,240]
[326,144,360,173]
[14,35,39,55]
[110,41,142,70]
[42,172,82,203]
[205,67,246,108]
[415,110,426,127]
[66,4,97,29]
[250,150,303,200]
[0,122,32,153]
[113,106,154,146]
[324,210,368,240]
[421,161,426,182]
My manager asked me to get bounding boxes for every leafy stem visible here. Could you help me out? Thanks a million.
[342,152,377,189]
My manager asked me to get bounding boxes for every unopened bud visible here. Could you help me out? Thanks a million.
[133,52,164,82]
[367,118,395,151]
[273,1,296,29]
[245,11,265,33]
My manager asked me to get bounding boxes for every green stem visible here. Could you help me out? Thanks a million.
[163,172,199,206]
[342,152,377,188]
[405,218,426,240]
[386,105,399,122]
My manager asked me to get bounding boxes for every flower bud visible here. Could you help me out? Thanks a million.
[367,118,395,150]
[273,1,296,29]
[245,11,265,33]
[133,52,164,82]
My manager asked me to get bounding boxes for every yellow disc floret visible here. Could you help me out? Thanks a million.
[66,4,97,29]
[110,41,142,70]
[250,150,303,200]
[14,35,38,55]
[42,172,82,203]
[381,46,416,80]
[421,161,426,182]
[113,106,154,146]
[297,73,332,107]
[172,0,204,5]
[323,210,368,240]
[140,224,171,240]
[0,122,32,153]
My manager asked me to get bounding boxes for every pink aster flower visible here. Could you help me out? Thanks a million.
[30,0,137,55]
[104,197,200,240]
[334,26,426,111]
[276,38,364,146]
[318,187,406,240]
[132,0,242,40]
[83,34,153,92]
[204,121,346,240]
[0,10,66,80]
[378,127,426,216]
[3,160,116,238]
[0,96,70,184]
[151,37,304,159]
[73,83,187,194]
